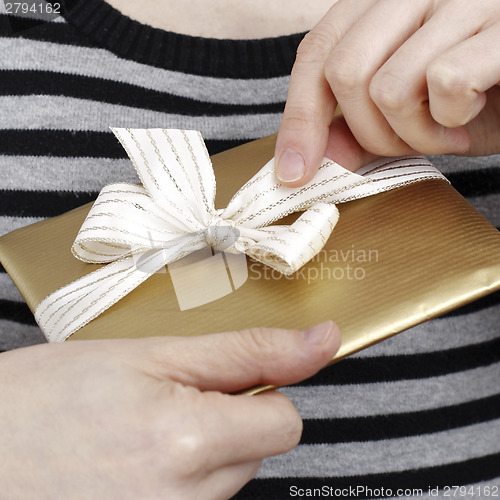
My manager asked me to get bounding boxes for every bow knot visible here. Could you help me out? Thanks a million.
[205,210,238,251]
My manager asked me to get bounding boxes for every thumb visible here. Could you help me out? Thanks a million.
[144,321,341,393]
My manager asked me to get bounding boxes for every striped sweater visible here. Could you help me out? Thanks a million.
[0,1,499,498]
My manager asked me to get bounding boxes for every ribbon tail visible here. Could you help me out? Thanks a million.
[34,252,165,342]
[35,235,208,342]
[240,202,340,275]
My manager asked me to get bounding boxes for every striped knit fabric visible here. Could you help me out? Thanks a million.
[0,2,499,498]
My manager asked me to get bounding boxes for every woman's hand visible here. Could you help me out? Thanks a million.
[0,321,339,500]
[275,0,500,186]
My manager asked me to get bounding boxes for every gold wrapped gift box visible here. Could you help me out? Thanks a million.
[1,134,500,365]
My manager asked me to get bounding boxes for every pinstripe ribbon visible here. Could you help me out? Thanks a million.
[34,127,447,342]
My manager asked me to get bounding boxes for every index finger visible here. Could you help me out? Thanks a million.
[275,0,376,187]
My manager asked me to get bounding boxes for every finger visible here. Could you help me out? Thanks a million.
[324,115,382,172]
[464,86,500,156]
[324,0,432,156]
[275,0,377,186]
[427,25,500,128]
[193,390,302,468]
[369,2,486,154]
[201,460,262,500]
[145,321,341,393]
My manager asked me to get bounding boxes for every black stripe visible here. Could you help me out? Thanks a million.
[0,130,243,157]
[448,167,500,197]
[1,9,302,78]
[232,453,500,499]
[440,289,500,318]
[0,13,96,46]
[301,393,500,445]
[0,300,36,325]
[0,189,97,217]
[294,336,500,386]
[0,70,285,116]
[0,130,125,158]
[0,264,5,273]
[208,139,247,155]
[60,0,302,79]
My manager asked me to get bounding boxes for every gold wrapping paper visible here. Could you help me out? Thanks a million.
[1,134,500,371]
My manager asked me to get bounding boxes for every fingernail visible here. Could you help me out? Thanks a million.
[276,149,306,183]
[302,320,333,345]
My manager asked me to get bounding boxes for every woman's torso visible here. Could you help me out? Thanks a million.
[0,2,499,497]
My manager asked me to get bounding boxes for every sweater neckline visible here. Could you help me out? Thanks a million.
[59,0,305,79]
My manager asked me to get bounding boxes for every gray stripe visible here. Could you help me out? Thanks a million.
[0,216,44,237]
[0,273,24,301]
[0,38,290,105]
[257,419,500,478]
[0,95,282,139]
[466,193,500,227]
[429,153,500,174]
[280,362,500,419]
[0,156,139,191]
[352,309,500,358]
[0,320,46,350]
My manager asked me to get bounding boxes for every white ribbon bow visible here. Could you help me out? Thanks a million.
[35,128,446,342]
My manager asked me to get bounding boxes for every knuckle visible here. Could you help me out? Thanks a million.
[325,49,368,93]
[163,427,208,477]
[296,29,335,64]
[239,327,279,358]
[282,104,320,132]
[152,391,209,477]
[369,70,410,112]
[427,60,471,97]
